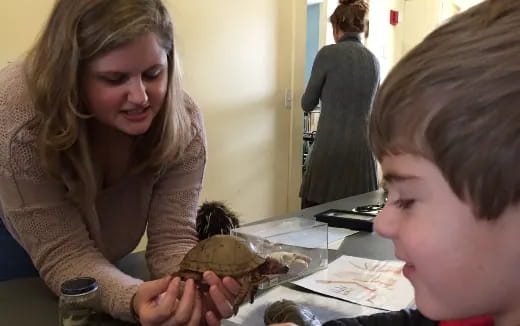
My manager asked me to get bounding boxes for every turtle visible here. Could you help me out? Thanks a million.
[173,234,289,314]
[264,299,322,326]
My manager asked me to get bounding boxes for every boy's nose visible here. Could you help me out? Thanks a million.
[373,206,400,239]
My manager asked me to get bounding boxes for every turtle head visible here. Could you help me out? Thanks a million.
[258,257,289,275]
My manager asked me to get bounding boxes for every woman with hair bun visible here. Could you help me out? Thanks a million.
[300,0,380,208]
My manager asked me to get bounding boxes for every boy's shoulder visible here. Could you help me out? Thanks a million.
[323,309,438,326]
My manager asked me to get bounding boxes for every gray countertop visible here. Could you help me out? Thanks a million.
[0,190,393,326]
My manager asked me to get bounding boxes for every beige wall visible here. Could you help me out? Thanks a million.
[141,0,306,250]
[400,0,443,58]
[167,0,305,224]
[0,1,53,66]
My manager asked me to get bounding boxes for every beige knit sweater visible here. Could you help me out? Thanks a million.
[0,62,206,322]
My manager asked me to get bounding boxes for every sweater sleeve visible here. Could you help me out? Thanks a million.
[0,63,141,323]
[302,46,329,112]
[323,309,438,326]
[145,93,206,279]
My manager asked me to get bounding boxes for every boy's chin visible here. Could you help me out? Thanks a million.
[416,298,473,322]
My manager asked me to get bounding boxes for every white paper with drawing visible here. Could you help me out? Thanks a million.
[292,255,414,311]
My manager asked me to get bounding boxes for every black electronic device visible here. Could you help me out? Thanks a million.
[315,204,384,232]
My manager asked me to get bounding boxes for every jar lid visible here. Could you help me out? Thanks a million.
[60,277,98,295]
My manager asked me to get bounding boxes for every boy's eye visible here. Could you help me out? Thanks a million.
[394,199,415,210]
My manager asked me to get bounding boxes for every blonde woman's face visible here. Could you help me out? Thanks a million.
[82,32,168,136]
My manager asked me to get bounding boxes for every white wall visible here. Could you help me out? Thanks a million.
[366,0,406,79]
[366,0,462,78]
[452,0,484,10]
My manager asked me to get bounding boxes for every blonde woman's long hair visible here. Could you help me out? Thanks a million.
[24,0,192,207]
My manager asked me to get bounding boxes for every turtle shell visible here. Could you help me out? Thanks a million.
[180,235,266,278]
[264,299,322,326]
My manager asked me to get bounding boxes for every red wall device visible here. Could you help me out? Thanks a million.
[390,10,399,25]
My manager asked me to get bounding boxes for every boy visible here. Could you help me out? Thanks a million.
[271,1,519,325]
[331,0,519,324]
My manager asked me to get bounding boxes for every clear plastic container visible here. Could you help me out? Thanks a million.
[58,277,99,326]
[232,217,328,289]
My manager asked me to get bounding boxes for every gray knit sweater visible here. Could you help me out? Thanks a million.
[300,34,380,203]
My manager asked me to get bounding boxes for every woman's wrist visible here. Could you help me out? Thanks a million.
[130,291,140,323]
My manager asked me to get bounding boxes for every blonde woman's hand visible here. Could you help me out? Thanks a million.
[200,271,243,325]
[133,276,202,326]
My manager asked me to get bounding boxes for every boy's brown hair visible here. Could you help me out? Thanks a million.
[369,0,520,220]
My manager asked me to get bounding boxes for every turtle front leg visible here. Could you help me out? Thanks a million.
[249,285,258,304]
[233,277,251,315]
[249,275,267,304]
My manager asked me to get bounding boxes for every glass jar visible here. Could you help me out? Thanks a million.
[58,277,99,326]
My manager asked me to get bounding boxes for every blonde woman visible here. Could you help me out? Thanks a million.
[0,0,240,325]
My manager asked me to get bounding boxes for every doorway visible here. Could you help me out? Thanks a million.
[303,1,322,174]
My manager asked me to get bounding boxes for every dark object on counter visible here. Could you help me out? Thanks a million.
[264,299,322,326]
[315,209,374,232]
[173,235,289,315]
[196,200,240,240]
[315,203,384,232]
